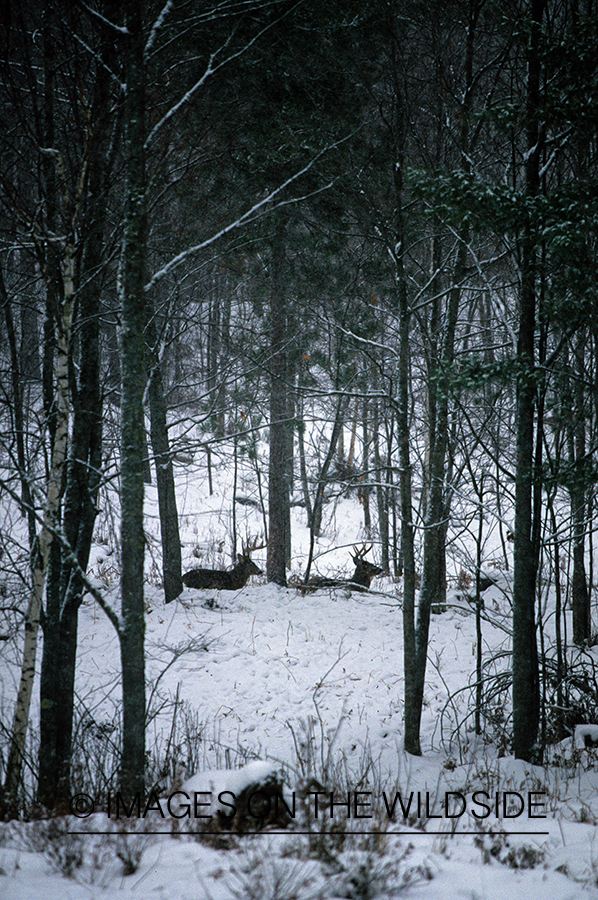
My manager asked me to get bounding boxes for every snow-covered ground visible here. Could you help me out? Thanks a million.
[2,448,598,898]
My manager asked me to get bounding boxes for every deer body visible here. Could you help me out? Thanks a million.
[183,543,264,591]
[302,545,382,592]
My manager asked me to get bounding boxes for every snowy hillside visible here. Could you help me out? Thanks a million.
[2,451,598,899]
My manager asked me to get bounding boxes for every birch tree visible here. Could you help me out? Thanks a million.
[37,0,118,809]
[1,3,102,809]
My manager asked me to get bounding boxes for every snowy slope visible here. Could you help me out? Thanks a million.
[2,450,598,899]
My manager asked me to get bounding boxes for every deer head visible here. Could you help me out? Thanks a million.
[350,544,383,588]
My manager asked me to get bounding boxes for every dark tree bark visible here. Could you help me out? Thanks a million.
[267,218,290,586]
[372,398,390,572]
[144,300,183,605]
[382,18,419,756]
[119,0,147,801]
[419,0,478,626]
[512,0,545,763]
[0,264,36,549]
[570,330,591,644]
[303,392,349,582]
[361,398,372,536]
[415,243,462,712]
[38,241,103,806]
[398,241,419,755]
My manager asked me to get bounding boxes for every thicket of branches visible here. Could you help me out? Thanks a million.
[0,0,597,814]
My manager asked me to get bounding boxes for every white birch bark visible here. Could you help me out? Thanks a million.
[3,244,75,808]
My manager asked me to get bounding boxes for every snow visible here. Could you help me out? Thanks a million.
[3,450,598,899]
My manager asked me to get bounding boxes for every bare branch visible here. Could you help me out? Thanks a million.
[144,133,357,292]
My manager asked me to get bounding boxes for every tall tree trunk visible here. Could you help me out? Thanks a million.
[309,394,349,539]
[38,246,84,809]
[4,241,74,812]
[0,265,36,549]
[398,248,418,755]
[38,200,105,807]
[296,388,313,526]
[267,218,289,586]
[303,392,349,581]
[119,0,147,801]
[417,242,462,660]
[376,0,420,755]
[571,329,590,643]
[512,0,545,763]
[383,4,418,754]
[372,398,389,571]
[37,6,114,803]
[361,397,372,535]
[3,14,73,803]
[145,301,183,605]
[207,271,229,437]
[419,0,477,627]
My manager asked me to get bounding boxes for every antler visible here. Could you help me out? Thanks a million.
[351,543,372,561]
[242,535,267,555]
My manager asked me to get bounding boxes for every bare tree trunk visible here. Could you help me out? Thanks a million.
[0,265,36,549]
[37,7,114,803]
[303,392,349,581]
[419,0,479,626]
[361,397,372,535]
[38,237,103,807]
[267,218,290,586]
[119,0,147,801]
[207,270,230,437]
[4,244,75,812]
[398,258,419,755]
[297,389,313,526]
[372,399,389,569]
[512,0,545,763]
[570,329,590,644]
[375,0,419,756]
[145,301,183,605]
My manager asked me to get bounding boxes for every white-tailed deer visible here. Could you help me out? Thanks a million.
[348,544,383,589]
[182,538,265,591]
[301,544,382,592]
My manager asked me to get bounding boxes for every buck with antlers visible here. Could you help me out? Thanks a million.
[301,545,382,593]
[182,538,265,591]
[347,544,383,589]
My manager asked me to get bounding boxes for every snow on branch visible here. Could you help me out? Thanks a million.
[144,135,355,293]
[144,0,303,149]
[145,1,175,58]
[144,51,219,149]
[70,32,125,91]
[79,2,128,34]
